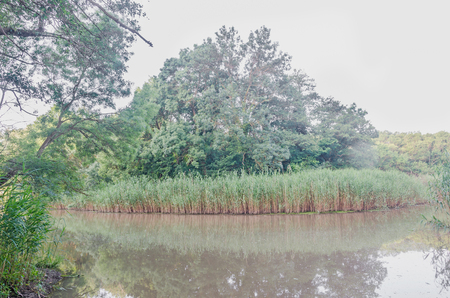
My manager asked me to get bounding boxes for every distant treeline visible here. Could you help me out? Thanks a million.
[375,131,450,175]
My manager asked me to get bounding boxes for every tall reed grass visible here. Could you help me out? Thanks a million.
[426,152,450,228]
[57,169,427,214]
[0,177,60,297]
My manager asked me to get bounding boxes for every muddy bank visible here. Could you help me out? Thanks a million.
[13,269,62,298]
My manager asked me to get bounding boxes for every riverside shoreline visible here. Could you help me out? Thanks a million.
[13,269,62,298]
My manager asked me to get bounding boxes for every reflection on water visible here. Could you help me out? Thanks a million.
[50,207,450,297]
[424,235,450,292]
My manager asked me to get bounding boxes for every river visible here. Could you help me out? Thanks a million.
[50,206,450,297]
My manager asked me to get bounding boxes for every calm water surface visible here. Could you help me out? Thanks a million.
[50,207,450,297]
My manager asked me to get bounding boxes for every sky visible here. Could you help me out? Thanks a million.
[6,0,450,133]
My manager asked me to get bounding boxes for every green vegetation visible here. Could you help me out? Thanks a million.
[3,19,444,201]
[375,131,450,175]
[92,27,378,181]
[0,0,153,195]
[57,169,427,214]
[426,152,450,228]
[1,25,381,197]
[0,177,60,297]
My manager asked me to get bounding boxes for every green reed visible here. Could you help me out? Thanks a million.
[0,176,59,297]
[58,169,428,214]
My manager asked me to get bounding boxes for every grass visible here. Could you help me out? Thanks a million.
[56,168,428,214]
[0,176,62,297]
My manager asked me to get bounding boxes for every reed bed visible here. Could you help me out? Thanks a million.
[56,169,428,214]
[0,177,57,297]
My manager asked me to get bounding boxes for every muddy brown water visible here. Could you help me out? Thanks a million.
[50,206,450,297]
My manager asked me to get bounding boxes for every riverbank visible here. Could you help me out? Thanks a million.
[13,269,62,298]
[54,169,428,214]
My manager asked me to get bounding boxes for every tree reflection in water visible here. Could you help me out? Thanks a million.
[425,233,450,293]
[50,207,434,297]
[54,238,387,297]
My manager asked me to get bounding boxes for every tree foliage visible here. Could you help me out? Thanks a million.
[375,131,450,175]
[97,26,377,179]
[0,0,152,193]
[0,0,151,119]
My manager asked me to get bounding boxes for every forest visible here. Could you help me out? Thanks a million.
[1,25,448,195]
[1,0,450,296]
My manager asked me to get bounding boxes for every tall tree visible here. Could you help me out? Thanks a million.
[119,26,376,178]
[140,26,316,176]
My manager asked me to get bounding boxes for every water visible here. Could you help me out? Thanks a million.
[50,207,450,297]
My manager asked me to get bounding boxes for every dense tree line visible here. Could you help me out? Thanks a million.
[375,131,450,175]
[4,22,448,196]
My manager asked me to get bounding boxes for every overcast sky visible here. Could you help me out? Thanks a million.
[119,0,449,134]
[6,0,449,133]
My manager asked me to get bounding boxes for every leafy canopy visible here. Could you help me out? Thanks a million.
[106,26,377,179]
[0,0,151,120]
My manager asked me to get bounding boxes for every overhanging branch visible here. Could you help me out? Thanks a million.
[87,0,153,47]
[0,1,153,47]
